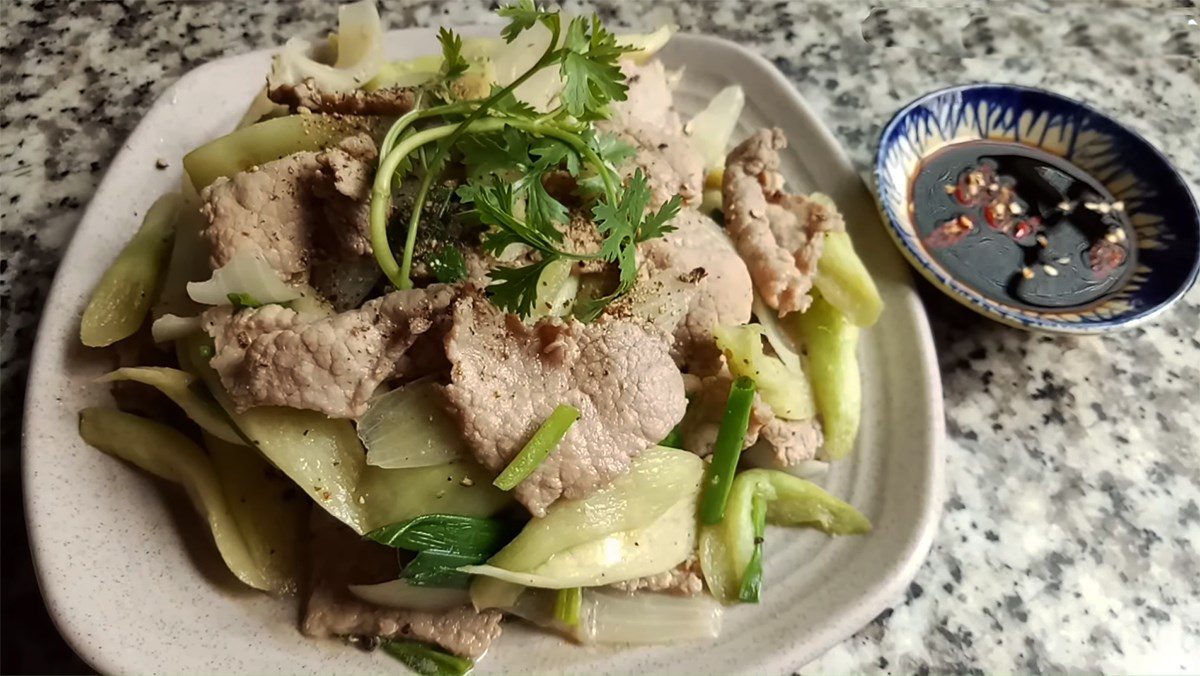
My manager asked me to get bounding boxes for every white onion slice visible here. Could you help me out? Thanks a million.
[685,85,745,172]
[359,379,467,469]
[187,249,302,306]
[349,579,471,612]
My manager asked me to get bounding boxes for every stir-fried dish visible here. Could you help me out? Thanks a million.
[77,1,884,672]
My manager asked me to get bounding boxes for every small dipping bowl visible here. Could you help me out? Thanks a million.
[875,83,1199,333]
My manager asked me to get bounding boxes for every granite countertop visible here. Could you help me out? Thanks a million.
[2,0,1197,673]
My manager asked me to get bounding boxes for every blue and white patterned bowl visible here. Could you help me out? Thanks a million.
[874,83,1199,333]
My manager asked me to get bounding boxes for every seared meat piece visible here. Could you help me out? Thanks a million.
[756,417,824,467]
[722,128,843,316]
[641,208,753,375]
[202,134,379,285]
[204,286,456,418]
[303,512,502,658]
[610,558,704,596]
[268,78,416,115]
[601,61,704,208]
[312,133,377,257]
[443,296,686,516]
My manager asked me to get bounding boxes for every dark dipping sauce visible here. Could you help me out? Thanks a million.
[910,140,1136,310]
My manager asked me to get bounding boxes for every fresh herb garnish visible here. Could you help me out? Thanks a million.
[369,0,679,320]
[427,246,468,283]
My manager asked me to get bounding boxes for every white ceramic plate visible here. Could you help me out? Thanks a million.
[23,27,944,675]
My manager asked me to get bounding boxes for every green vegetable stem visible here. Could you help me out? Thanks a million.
[493,403,580,491]
[382,639,474,676]
[699,377,757,525]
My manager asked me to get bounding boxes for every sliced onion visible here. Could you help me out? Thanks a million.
[268,0,384,93]
[349,579,471,611]
[685,85,745,172]
[150,313,203,343]
[186,248,302,306]
[581,590,722,644]
[359,379,467,469]
[751,293,802,372]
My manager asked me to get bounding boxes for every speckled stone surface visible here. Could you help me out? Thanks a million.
[2,0,1197,673]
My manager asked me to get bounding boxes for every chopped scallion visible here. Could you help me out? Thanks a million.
[366,514,512,559]
[401,551,478,588]
[737,492,768,602]
[555,587,583,627]
[699,377,756,524]
[381,639,474,676]
[493,404,580,490]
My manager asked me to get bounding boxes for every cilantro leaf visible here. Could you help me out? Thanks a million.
[637,195,681,242]
[458,181,562,249]
[522,177,569,231]
[529,138,579,176]
[489,87,538,119]
[559,16,629,117]
[497,0,555,43]
[437,27,469,81]
[427,246,468,283]
[458,128,530,180]
[488,259,552,316]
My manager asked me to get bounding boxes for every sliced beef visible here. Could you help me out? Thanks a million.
[722,128,843,316]
[202,134,378,286]
[303,512,502,658]
[203,285,456,418]
[610,558,703,596]
[443,296,686,516]
[268,78,416,115]
[756,417,824,466]
[640,208,753,375]
[312,133,378,257]
[600,61,704,208]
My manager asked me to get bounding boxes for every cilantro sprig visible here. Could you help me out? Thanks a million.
[369,0,679,320]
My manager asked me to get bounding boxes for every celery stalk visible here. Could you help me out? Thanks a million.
[788,295,861,460]
[814,230,883,328]
[79,408,300,593]
[183,114,381,190]
[699,469,870,604]
[80,193,181,347]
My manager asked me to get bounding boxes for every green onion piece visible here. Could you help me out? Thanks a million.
[366,515,512,559]
[381,639,474,676]
[699,377,757,525]
[401,551,478,588]
[737,492,768,603]
[555,587,583,627]
[226,292,263,309]
[658,425,684,449]
[493,404,581,491]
